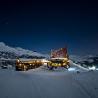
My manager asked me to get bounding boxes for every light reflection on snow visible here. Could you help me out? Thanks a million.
[88,66,96,70]
[68,68,76,71]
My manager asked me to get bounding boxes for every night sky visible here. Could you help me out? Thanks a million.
[0,0,98,55]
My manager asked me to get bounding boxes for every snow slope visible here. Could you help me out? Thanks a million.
[0,42,45,58]
[0,67,98,98]
[70,55,98,69]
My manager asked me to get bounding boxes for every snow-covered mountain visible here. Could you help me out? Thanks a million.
[70,55,98,68]
[70,55,84,62]
[0,42,45,59]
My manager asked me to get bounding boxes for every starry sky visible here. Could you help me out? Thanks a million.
[0,0,98,55]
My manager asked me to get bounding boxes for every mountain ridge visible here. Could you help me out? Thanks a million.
[0,42,46,59]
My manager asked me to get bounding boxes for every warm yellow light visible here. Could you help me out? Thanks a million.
[36,60,39,63]
[19,64,22,66]
[63,63,66,65]
[59,64,61,66]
